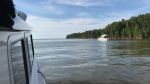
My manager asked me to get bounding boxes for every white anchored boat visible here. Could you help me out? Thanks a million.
[98,34,109,41]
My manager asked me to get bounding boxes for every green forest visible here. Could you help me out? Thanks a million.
[66,13,150,39]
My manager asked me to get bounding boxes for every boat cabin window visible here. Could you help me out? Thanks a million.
[104,36,107,38]
[11,41,27,84]
[27,36,34,69]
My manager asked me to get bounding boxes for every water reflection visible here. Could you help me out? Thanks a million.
[111,40,150,57]
[11,41,26,84]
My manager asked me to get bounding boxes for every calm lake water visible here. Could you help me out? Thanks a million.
[34,39,150,84]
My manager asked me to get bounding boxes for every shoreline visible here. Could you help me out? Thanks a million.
[66,38,150,40]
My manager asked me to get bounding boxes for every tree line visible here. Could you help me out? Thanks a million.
[66,13,150,39]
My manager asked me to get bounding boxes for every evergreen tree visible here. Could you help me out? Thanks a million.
[66,13,150,39]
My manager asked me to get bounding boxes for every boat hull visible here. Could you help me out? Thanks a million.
[98,38,109,41]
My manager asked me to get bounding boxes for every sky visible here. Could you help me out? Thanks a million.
[13,0,150,39]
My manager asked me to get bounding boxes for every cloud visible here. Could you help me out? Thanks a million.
[55,0,118,7]
[42,5,65,15]
[14,0,65,15]
[40,1,65,15]
[26,16,106,39]
[77,12,90,17]
[62,18,99,25]
[14,1,39,14]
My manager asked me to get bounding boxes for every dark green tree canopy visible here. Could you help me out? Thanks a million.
[66,13,150,39]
